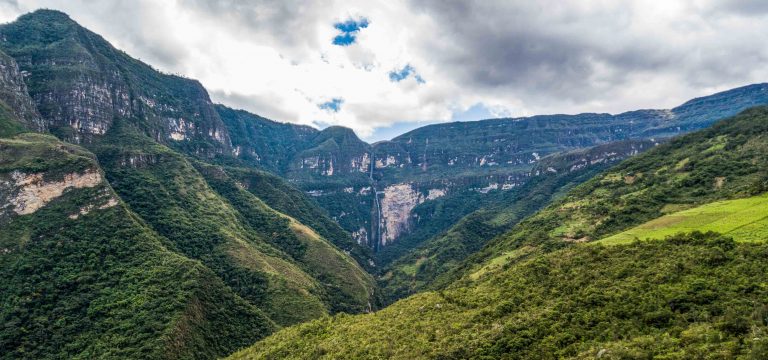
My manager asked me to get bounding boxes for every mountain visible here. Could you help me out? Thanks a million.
[0,10,378,358]
[215,84,768,261]
[0,10,376,269]
[4,8,768,359]
[453,106,768,281]
[0,10,231,151]
[90,122,376,323]
[5,10,768,266]
[213,76,768,303]
[228,107,768,360]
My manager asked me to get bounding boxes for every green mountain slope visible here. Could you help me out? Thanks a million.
[452,106,768,281]
[599,193,768,245]
[221,166,375,271]
[230,107,768,359]
[0,131,274,359]
[231,233,768,359]
[380,140,658,302]
[0,10,382,356]
[194,162,378,312]
[91,122,376,325]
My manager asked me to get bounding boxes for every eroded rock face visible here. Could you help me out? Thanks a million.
[380,184,420,245]
[68,197,119,219]
[3,170,103,215]
[379,183,447,245]
[0,50,44,131]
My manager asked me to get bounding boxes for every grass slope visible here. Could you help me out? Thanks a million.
[599,193,768,245]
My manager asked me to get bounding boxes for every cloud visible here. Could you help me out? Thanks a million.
[0,0,767,140]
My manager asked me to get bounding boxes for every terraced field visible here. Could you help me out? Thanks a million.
[598,193,768,245]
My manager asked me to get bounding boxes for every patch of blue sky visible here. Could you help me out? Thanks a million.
[319,98,344,112]
[388,64,425,83]
[451,103,496,121]
[332,18,369,46]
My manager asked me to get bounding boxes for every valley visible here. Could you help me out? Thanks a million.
[1,7,768,360]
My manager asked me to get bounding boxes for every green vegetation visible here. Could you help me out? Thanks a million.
[92,122,376,325]
[379,163,607,302]
[5,9,768,360]
[195,161,378,313]
[232,232,768,359]
[231,107,768,359]
[379,139,658,302]
[0,11,381,358]
[0,134,273,359]
[0,107,24,138]
[450,106,768,282]
[600,193,768,245]
[223,166,375,271]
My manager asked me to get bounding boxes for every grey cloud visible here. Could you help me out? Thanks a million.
[714,0,768,16]
[0,0,19,10]
[10,0,768,131]
[409,0,768,110]
[180,0,336,60]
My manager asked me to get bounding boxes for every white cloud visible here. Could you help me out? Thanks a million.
[1,0,767,140]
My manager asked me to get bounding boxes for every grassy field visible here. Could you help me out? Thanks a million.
[598,193,768,245]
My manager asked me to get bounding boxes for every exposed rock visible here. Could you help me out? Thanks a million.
[352,227,368,245]
[68,196,119,219]
[0,49,44,131]
[6,169,103,215]
[427,188,446,200]
[379,184,447,245]
[380,183,421,245]
[715,176,726,189]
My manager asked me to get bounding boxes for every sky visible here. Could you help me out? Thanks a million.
[0,1,767,142]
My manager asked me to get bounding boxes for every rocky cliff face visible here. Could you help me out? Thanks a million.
[378,183,447,246]
[1,169,104,216]
[0,49,43,131]
[0,10,230,153]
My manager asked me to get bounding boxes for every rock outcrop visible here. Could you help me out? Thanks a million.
[0,49,43,131]
[4,169,103,215]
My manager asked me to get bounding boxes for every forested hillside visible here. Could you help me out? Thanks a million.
[230,107,768,359]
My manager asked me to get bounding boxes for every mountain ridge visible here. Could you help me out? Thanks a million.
[229,105,768,360]
[6,10,768,259]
